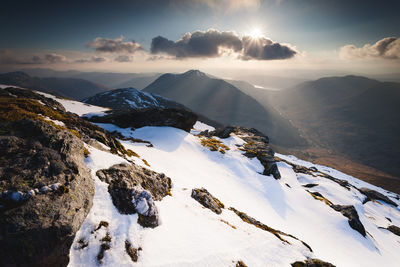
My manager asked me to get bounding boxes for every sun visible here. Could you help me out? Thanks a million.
[249,28,263,39]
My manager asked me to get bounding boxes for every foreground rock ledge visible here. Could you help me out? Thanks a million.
[0,119,93,267]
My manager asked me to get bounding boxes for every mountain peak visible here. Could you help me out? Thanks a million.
[182,69,206,77]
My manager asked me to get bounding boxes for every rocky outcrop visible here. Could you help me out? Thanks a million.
[88,107,198,132]
[191,188,225,214]
[387,225,400,236]
[0,119,93,267]
[331,205,366,237]
[291,258,336,267]
[275,157,351,190]
[228,207,313,252]
[359,188,398,207]
[96,163,172,228]
[200,126,281,179]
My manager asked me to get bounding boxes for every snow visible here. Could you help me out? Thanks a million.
[49,94,400,266]
[40,115,65,126]
[0,84,23,89]
[35,91,109,117]
[191,121,215,134]
[69,121,400,267]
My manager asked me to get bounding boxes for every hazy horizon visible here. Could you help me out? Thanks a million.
[1,0,399,79]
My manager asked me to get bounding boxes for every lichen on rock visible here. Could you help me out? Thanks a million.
[191,187,225,214]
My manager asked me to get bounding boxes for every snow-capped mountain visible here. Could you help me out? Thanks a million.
[83,87,185,110]
[1,84,400,267]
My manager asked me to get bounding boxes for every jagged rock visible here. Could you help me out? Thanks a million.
[125,240,139,262]
[0,119,93,267]
[359,188,398,207]
[191,188,225,214]
[387,225,400,236]
[236,260,248,267]
[303,183,319,188]
[96,163,172,227]
[291,258,336,267]
[331,205,366,237]
[200,126,235,139]
[88,107,198,132]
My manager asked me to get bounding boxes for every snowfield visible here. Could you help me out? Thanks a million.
[35,91,110,117]
[31,91,399,267]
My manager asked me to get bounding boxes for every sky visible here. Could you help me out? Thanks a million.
[0,0,399,78]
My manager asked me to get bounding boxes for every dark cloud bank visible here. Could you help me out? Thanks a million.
[150,29,297,60]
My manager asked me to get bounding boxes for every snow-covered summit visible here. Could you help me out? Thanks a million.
[82,87,185,110]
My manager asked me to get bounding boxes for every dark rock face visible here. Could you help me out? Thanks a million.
[191,188,225,214]
[387,225,400,236]
[359,187,398,207]
[88,107,198,132]
[96,163,172,228]
[331,205,366,237]
[291,258,336,267]
[0,119,93,267]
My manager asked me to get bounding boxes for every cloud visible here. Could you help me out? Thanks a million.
[0,50,67,64]
[114,55,132,62]
[43,53,67,63]
[74,56,107,63]
[340,37,400,60]
[151,29,297,60]
[151,29,243,58]
[241,36,297,60]
[87,36,144,54]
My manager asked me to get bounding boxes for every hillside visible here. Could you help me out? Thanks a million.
[143,70,305,148]
[270,75,400,191]
[1,84,400,266]
[0,71,109,100]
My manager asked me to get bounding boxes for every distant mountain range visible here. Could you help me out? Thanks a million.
[143,70,305,147]
[270,75,400,184]
[0,71,108,100]
[19,68,161,89]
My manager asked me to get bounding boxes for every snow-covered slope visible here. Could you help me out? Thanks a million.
[36,90,110,117]
[11,88,399,266]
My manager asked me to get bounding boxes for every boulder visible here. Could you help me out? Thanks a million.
[88,107,198,132]
[291,258,336,267]
[191,188,225,214]
[359,188,398,207]
[96,163,172,228]
[331,205,366,237]
[0,119,93,267]
[387,225,400,236]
